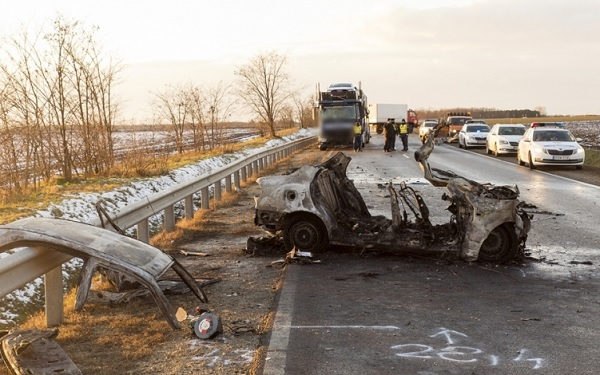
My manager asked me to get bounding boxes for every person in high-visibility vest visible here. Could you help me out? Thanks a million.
[399,119,409,151]
[353,122,363,152]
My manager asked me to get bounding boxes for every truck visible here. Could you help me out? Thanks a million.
[315,83,370,151]
[439,112,473,141]
[367,104,418,134]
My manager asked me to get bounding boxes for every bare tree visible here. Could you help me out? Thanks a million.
[151,84,192,154]
[234,51,292,137]
[205,81,235,149]
[186,86,208,151]
[0,16,122,189]
[278,105,295,129]
[293,94,315,129]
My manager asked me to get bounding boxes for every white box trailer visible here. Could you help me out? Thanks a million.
[368,103,407,134]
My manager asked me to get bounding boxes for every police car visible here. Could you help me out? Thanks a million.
[516,122,585,169]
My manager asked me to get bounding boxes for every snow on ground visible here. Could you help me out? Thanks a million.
[0,128,316,327]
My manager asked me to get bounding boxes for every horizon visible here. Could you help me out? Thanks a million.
[2,0,599,122]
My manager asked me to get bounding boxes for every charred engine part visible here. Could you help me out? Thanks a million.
[390,181,431,228]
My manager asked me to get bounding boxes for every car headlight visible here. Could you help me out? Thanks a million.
[575,147,585,155]
[498,140,509,145]
[531,146,547,155]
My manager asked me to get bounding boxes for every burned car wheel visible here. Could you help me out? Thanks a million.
[283,215,328,252]
[478,223,518,263]
[479,223,518,263]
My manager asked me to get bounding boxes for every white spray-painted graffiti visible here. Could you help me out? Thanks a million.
[391,327,544,370]
[189,337,255,367]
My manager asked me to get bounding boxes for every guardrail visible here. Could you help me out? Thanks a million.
[0,135,316,327]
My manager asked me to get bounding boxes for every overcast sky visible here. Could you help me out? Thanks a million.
[2,0,599,122]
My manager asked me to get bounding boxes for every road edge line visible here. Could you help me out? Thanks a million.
[262,265,298,375]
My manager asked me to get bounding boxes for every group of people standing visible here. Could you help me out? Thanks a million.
[383,118,409,152]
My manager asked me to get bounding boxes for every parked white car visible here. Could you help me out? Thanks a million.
[486,124,526,156]
[458,123,490,149]
[419,120,438,143]
[517,124,585,169]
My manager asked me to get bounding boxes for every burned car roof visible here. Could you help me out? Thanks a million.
[0,217,207,329]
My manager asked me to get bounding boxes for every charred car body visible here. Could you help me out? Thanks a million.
[254,134,531,263]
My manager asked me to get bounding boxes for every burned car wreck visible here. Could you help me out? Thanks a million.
[254,137,531,263]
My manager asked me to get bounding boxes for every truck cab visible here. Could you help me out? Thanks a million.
[443,112,473,141]
[315,83,369,150]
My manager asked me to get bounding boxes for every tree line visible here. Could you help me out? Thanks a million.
[416,107,546,122]
[0,16,315,202]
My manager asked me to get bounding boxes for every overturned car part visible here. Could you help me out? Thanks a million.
[254,148,530,263]
[0,328,82,375]
[0,217,208,330]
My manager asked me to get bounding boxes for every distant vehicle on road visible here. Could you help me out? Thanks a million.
[517,123,585,169]
[465,119,487,125]
[442,112,473,141]
[419,120,438,143]
[486,124,526,156]
[458,123,491,149]
[367,104,417,134]
[315,82,369,150]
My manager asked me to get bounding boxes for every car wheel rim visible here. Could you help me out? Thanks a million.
[479,225,514,262]
[290,222,321,250]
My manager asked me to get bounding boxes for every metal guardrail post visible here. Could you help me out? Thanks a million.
[44,267,64,327]
[241,166,247,182]
[214,181,222,201]
[164,205,175,231]
[234,171,241,191]
[225,175,232,193]
[201,187,210,209]
[185,195,194,219]
[138,218,150,243]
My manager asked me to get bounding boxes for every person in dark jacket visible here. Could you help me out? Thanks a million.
[383,118,395,152]
[390,118,398,151]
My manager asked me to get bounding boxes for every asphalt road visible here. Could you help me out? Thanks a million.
[262,133,600,375]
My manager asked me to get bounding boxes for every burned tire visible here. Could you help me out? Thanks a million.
[478,223,518,263]
[283,214,328,253]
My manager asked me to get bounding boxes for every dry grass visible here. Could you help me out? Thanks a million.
[585,149,600,166]
[151,161,282,250]
[9,281,173,374]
